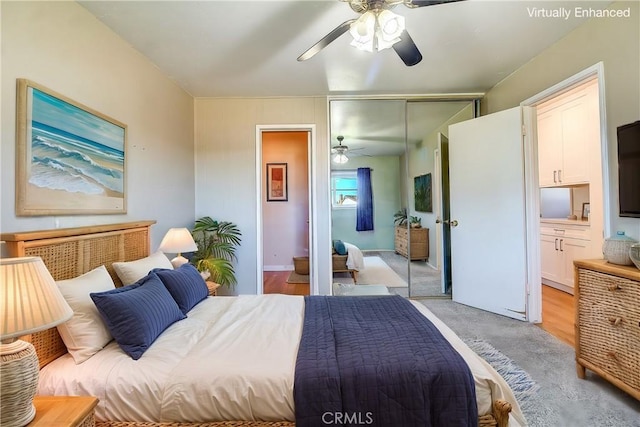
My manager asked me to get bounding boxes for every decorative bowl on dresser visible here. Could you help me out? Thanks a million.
[573,259,640,400]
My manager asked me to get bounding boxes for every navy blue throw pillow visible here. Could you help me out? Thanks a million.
[90,273,186,360]
[153,263,209,314]
[333,239,347,255]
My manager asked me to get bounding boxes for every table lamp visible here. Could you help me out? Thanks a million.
[1,257,73,427]
[158,227,198,268]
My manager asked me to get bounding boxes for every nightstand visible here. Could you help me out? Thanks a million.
[206,281,221,296]
[29,396,98,427]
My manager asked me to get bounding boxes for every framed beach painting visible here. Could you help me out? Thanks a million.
[16,79,127,215]
[266,163,288,202]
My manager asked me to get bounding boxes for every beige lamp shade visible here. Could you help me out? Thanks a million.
[158,228,198,268]
[0,257,73,341]
[158,228,198,254]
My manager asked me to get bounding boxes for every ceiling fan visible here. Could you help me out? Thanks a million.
[332,135,350,163]
[297,0,465,66]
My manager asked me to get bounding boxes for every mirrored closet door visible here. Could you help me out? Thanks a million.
[329,97,475,298]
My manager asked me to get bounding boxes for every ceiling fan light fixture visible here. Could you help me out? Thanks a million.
[377,9,404,40]
[333,153,349,164]
[375,9,404,50]
[349,11,376,52]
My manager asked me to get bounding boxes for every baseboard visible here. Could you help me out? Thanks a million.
[264,264,294,272]
[542,278,574,295]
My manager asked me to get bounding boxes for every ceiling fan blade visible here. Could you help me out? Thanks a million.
[297,19,356,62]
[406,0,465,8]
[393,30,422,66]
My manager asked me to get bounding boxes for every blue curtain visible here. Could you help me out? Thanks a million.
[356,167,374,231]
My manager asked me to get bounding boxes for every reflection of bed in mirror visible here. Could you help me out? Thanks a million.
[329,97,476,297]
[332,241,364,283]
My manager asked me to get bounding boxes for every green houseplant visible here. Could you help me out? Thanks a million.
[190,216,242,287]
[393,208,421,228]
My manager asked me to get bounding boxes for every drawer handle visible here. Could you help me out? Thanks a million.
[608,317,623,326]
[607,283,620,291]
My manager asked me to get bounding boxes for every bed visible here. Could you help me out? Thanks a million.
[1,221,525,427]
[332,241,365,283]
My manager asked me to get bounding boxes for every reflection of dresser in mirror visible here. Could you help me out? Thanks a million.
[395,226,428,261]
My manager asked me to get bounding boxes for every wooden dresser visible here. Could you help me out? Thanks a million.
[394,226,429,261]
[574,259,640,400]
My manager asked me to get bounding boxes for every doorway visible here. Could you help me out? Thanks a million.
[522,64,608,331]
[256,125,317,295]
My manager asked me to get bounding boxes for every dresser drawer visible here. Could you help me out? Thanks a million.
[577,268,640,393]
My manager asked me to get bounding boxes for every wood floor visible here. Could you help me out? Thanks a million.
[263,271,309,295]
[539,284,575,346]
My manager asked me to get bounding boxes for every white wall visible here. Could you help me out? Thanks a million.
[194,97,330,295]
[483,1,640,240]
[0,1,195,249]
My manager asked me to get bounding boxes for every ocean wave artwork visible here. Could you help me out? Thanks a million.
[28,87,125,197]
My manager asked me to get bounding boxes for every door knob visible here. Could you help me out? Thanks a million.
[436,218,449,224]
[450,220,459,227]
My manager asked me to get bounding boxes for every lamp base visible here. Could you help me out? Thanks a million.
[0,340,39,427]
[170,255,189,269]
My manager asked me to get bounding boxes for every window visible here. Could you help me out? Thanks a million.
[331,170,357,208]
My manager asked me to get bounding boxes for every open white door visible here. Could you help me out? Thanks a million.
[448,107,528,321]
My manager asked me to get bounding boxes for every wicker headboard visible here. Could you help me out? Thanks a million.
[0,221,156,368]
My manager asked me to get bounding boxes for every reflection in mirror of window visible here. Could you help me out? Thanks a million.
[331,170,358,208]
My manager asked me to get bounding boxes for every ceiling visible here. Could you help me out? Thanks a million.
[78,0,611,156]
[329,99,472,156]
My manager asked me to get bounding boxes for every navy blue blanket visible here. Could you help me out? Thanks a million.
[294,295,477,427]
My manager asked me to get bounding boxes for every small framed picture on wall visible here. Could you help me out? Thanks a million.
[581,202,590,221]
[266,163,288,202]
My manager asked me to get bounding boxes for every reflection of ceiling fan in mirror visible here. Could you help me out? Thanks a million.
[332,135,350,164]
[298,0,465,66]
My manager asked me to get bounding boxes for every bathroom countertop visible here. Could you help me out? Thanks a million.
[540,218,590,226]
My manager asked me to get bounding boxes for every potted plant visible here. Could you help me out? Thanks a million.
[394,208,408,226]
[393,208,422,228]
[190,216,242,287]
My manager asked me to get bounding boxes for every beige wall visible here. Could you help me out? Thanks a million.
[262,131,309,270]
[194,97,330,295]
[483,1,640,240]
[0,1,195,248]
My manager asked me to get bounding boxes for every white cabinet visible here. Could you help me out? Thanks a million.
[537,80,599,187]
[540,222,591,293]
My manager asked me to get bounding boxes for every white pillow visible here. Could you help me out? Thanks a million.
[112,251,173,286]
[56,265,115,364]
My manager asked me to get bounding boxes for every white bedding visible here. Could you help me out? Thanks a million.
[344,241,365,271]
[38,294,525,426]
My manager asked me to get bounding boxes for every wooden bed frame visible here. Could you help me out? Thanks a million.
[1,222,511,427]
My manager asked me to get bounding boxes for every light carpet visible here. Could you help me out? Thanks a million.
[364,250,445,297]
[334,256,408,288]
[420,299,640,427]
